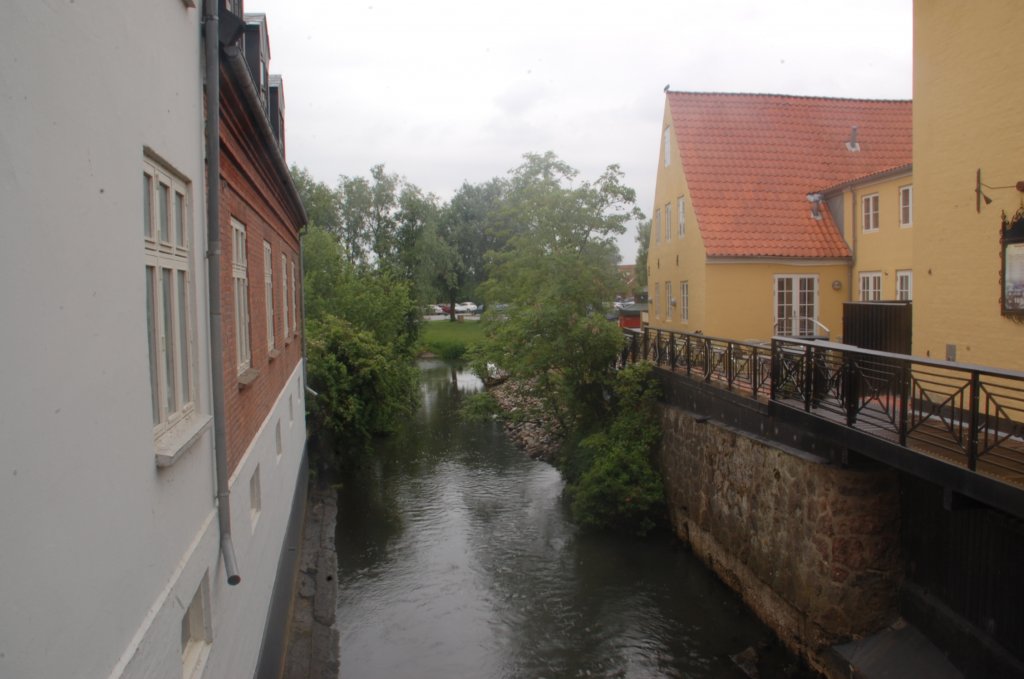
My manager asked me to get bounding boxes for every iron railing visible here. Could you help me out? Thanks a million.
[622,327,1024,484]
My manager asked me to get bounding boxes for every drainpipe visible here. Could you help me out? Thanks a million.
[204,1,241,586]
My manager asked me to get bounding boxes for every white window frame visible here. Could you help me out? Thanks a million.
[290,259,298,334]
[774,274,819,337]
[859,271,882,301]
[681,280,689,322]
[264,241,275,351]
[144,158,195,434]
[663,127,671,167]
[281,253,289,341]
[232,219,252,374]
[181,575,212,679]
[678,196,686,238]
[666,281,674,319]
[862,193,880,232]
[896,269,913,301]
[899,185,913,227]
[665,202,672,241]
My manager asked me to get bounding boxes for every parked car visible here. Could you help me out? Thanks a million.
[455,302,478,314]
[439,304,452,314]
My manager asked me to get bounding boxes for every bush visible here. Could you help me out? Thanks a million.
[305,315,418,469]
[563,363,665,535]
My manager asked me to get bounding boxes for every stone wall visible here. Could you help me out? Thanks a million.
[658,404,902,659]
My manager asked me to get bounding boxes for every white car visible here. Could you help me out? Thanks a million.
[455,302,478,314]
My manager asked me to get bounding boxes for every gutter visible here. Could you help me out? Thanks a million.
[204,3,241,586]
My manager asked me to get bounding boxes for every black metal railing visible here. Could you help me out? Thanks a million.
[622,327,1024,483]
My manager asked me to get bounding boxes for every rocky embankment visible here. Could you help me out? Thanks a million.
[488,379,562,461]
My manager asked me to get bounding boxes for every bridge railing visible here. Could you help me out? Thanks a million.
[622,327,1024,481]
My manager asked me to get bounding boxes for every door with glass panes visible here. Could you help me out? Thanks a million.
[774,275,818,336]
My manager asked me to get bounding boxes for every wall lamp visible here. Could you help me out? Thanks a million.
[976,168,1024,213]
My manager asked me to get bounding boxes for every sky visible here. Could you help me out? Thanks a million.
[251,0,912,262]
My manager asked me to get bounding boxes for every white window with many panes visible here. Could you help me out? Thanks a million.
[665,203,672,241]
[144,158,195,433]
[896,270,913,301]
[681,280,689,322]
[774,275,818,337]
[281,253,289,341]
[290,259,298,334]
[899,185,912,227]
[862,193,880,232]
[232,219,251,373]
[663,127,671,167]
[264,241,274,351]
[678,197,685,237]
[859,272,882,301]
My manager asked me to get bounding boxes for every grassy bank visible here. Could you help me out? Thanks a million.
[421,319,486,359]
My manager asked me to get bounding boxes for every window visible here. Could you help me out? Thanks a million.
[281,253,289,341]
[681,280,689,322]
[264,242,274,351]
[654,282,660,317]
[663,127,671,167]
[775,275,818,337]
[897,270,913,301]
[290,259,298,334]
[655,210,661,243]
[678,197,686,237]
[249,465,261,526]
[664,203,672,241]
[862,193,879,232]
[181,575,212,679]
[666,281,674,319]
[900,185,912,227]
[144,158,195,432]
[859,272,882,301]
[232,219,251,373]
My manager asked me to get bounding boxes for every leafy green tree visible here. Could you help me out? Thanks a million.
[290,166,341,233]
[476,152,643,432]
[634,218,651,290]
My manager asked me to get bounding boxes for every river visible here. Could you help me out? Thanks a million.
[334,359,812,678]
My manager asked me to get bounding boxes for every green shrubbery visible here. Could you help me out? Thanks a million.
[562,363,665,535]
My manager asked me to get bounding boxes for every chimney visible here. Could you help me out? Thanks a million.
[846,125,860,152]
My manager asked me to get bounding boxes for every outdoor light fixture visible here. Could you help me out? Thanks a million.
[976,169,1024,213]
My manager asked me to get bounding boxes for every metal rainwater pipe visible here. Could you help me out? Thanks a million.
[203,0,241,586]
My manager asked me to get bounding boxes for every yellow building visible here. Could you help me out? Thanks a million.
[913,1,1024,370]
[649,92,912,342]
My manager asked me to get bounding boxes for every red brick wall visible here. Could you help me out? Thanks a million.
[219,105,304,475]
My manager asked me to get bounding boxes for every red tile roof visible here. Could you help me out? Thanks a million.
[667,92,912,258]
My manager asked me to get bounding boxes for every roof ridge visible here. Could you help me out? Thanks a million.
[665,90,911,104]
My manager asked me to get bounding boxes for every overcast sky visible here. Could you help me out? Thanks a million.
[251,0,912,262]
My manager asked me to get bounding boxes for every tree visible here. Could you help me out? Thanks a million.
[476,152,643,432]
[290,165,341,233]
[634,218,651,290]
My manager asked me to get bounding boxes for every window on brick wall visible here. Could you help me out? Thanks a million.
[281,253,289,341]
[232,219,251,373]
[264,241,274,351]
[144,157,195,432]
[290,259,298,334]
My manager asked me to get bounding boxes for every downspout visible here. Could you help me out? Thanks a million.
[204,1,241,586]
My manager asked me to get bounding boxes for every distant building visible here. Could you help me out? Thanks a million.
[0,2,307,678]
[647,92,911,341]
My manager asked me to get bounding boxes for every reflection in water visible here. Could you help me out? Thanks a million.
[335,359,809,678]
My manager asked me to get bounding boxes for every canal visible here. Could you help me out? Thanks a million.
[334,359,813,678]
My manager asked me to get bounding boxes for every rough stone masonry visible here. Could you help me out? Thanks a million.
[657,404,902,670]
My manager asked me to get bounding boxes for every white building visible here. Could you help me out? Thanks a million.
[0,2,307,678]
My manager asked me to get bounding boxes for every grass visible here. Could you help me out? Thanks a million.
[420,319,486,359]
